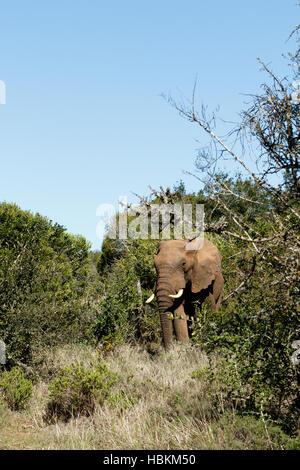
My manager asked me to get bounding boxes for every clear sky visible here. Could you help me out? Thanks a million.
[0,1,298,249]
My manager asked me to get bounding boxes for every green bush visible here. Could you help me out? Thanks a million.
[45,361,116,422]
[0,203,94,364]
[91,239,161,345]
[188,185,300,434]
[191,263,300,434]
[0,367,33,410]
[210,412,300,450]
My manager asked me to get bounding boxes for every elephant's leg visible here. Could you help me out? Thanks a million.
[173,304,189,343]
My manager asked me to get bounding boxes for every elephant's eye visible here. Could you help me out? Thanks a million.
[182,261,186,268]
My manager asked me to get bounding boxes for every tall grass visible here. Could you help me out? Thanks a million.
[0,344,299,450]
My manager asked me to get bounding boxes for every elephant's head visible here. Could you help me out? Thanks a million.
[146,237,223,349]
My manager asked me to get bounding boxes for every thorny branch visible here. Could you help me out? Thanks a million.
[163,53,300,301]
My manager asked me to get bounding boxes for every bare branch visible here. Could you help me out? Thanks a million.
[223,255,257,301]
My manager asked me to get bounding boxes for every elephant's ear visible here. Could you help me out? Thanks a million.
[191,248,222,293]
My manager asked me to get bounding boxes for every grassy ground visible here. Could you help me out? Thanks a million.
[0,343,299,450]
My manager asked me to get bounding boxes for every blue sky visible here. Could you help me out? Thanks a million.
[0,1,298,249]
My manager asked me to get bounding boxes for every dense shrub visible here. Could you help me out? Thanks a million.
[0,366,33,410]
[94,175,299,434]
[190,210,300,433]
[209,412,300,450]
[0,203,94,364]
[45,360,116,422]
[91,239,161,345]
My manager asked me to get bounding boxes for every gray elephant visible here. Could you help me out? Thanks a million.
[146,237,223,349]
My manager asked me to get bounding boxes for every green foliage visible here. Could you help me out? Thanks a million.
[45,360,116,422]
[0,367,33,410]
[97,238,125,275]
[92,176,299,435]
[209,412,300,450]
[107,390,139,411]
[91,239,161,344]
[195,173,273,229]
[93,176,299,435]
[188,235,298,432]
[0,203,94,364]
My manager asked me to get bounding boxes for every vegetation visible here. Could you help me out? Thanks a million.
[165,43,300,433]
[0,203,95,364]
[45,360,116,422]
[1,344,299,450]
[0,367,33,411]
[0,26,299,449]
[92,239,160,346]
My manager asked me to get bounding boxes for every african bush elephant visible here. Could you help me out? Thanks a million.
[146,237,223,349]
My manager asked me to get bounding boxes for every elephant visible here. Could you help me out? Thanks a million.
[145,236,223,349]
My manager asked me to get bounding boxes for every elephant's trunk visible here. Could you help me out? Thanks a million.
[156,282,174,311]
[156,280,176,349]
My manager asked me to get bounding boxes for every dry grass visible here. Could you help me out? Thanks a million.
[0,343,298,450]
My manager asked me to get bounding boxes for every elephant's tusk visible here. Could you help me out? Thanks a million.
[145,293,155,304]
[169,289,184,299]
